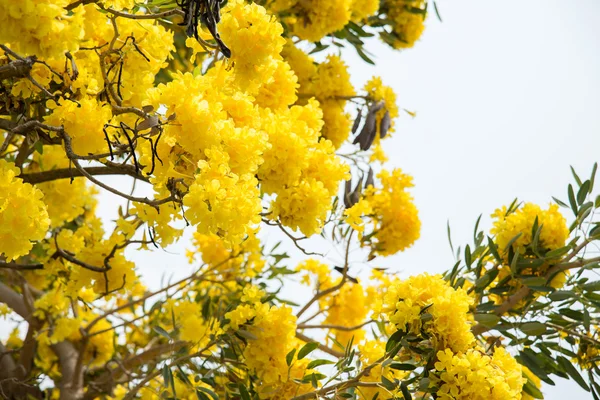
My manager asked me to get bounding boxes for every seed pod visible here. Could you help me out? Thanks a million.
[349,177,363,207]
[380,110,391,139]
[334,266,359,284]
[351,109,363,134]
[354,101,385,150]
[344,179,353,209]
[365,168,374,189]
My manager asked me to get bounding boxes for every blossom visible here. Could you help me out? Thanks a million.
[44,97,113,156]
[0,0,85,59]
[491,202,569,256]
[348,168,420,256]
[433,347,524,400]
[0,160,50,261]
[377,274,475,352]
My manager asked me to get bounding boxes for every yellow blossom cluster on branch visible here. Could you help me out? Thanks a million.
[0,160,50,261]
[345,168,421,256]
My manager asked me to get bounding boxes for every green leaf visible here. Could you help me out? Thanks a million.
[381,375,396,391]
[510,249,520,275]
[196,387,219,400]
[519,322,547,336]
[433,1,443,22]
[163,364,175,395]
[386,329,405,353]
[475,268,499,290]
[298,342,319,360]
[473,214,482,244]
[447,220,455,256]
[552,196,569,208]
[33,140,44,154]
[590,162,598,192]
[488,237,502,263]
[571,166,583,186]
[518,350,550,382]
[548,291,575,301]
[568,184,578,216]
[557,356,590,391]
[504,232,523,253]
[578,180,591,205]
[544,246,571,259]
[286,348,296,367]
[153,326,171,339]
[522,380,544,399]
[522,277,547,287]
[196,391,210,400]
[390,362,417,371]
[307,359,335,369]
[464,245,472,267]
[355,46,375,65]
[583,280,600,292]
[238,384,251,400]
[560,308,584,322]
[237,330,258,341]
[400,382,412,400]
[474,313,500,328]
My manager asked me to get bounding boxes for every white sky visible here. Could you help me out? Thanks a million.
[3,0,599,398]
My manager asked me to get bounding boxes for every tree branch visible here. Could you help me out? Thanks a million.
[0,56,35,80]
[0,282,29,319]
[19,165,150,184]
[0,261,43,271]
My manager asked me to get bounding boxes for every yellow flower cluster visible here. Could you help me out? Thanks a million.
[0,160,50,261]
[169,299,216,344]
[314,55,356,148]
[357,340,406,399]
[376,273,475,352]
[382,0,427,49]
[433,347,524,400]
[263,101,350,235]
[188,229,265,279]
[345,169,420,256]
[491,202,569,255]
[32,146,96,227]
[225,299,300,391]
[364,76,400,133]
[267,0,379,42]
[0,0,85,59]
[143,1,349,240]
[297,259,371,345]
[34,307,115,372]
[183,147,262,245]
[282,44,356,148]
[44,97,112,155]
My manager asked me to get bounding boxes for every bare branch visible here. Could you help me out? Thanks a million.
[0,282,29,319]
[0,261,43,271]
[19,165,150,185]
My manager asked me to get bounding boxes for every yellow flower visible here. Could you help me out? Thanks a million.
[381,0,427,49]
[433,347,524,400]
[378,274,475,352]
[0,160,50,261]
[44,97,113,156]
[32,145,96,227]
[0,1,85,59]
[352,169,420,256]
[491,202,569,256]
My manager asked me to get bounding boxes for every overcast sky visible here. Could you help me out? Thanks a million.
[2,0,598,397]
